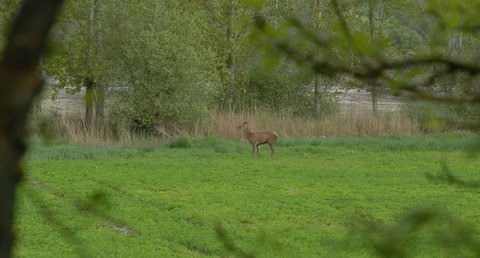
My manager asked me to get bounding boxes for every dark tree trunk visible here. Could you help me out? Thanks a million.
[371,82,378,116]
[368,0,378,116]
[95,85,105,121]
[85,0,103,124]
[0,1,64,257]
[84,77,94,127]
[314,75,322,117]
[92,0,105,122]
[32,57,46,118]
[313,0,322,117]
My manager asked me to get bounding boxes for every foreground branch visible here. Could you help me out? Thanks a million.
[0,1,64,257]
[254,13,480,104]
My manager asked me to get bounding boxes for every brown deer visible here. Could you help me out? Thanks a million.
[236,121,278,158]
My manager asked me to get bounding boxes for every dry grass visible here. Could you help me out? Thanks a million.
[29,112,139,145]
[200,110,421,140]
[29,109,421,145]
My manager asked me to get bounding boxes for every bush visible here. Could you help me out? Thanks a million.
[105,0,218,133]
[168,137,192,149]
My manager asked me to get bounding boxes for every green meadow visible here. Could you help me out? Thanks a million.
[15,135,480,257]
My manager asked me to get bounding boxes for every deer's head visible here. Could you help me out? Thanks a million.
[236,121,249,130]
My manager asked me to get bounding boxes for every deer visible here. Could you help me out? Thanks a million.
[236,121,278,158]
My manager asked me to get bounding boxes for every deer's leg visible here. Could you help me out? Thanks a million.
[269,143,275,157]
[256,145,260,158]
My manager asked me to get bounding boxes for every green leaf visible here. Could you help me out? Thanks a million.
[353,33,375,56]
[263,53,280,72]
[242,0,266,11]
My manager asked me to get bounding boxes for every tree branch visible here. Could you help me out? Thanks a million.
[253,3,480,105]
[265,35,480,104]
[330,0,354,43]
[0,1,64,257]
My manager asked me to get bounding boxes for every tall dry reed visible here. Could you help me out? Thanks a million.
[198,110,421,140]
[30,109,421,145]
[30,112,138,145]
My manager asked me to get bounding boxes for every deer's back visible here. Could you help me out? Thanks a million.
[248,131,277,144]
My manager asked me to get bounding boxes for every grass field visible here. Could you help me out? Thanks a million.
[14,135,480,257]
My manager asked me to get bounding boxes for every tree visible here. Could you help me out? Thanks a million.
[101,0,219,131]
[195,0,255,111]
[0,1,64,257]
[299,0,337,117]
[45,0,105,125]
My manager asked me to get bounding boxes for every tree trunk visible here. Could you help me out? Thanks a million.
[92,0,104,121]
[368,0,375,40]
[313,0,322,117]
[0,1,64,257]
[368,0,378,116]
[33,56,47,117]
[314,75,322,117]
[84,77,94,127]
[371,82,378,116]
[85,0,102,123]
[274,0,279,29]
[224,2,236,111]
[95,84,105,121]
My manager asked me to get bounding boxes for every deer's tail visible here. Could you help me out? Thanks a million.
[273,132,278,140]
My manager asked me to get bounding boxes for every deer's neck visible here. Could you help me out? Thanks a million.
[242,127,252,139]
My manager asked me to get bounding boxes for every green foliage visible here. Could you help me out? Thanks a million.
[249,0,480,118]
[242,0,266,11]
[242,60,313,113]
[7,0,479,127]
[401,101,480,132]
[0,0,21,53]
[428,0,480,31]
[102,1,218,130]
[353,207,480,258]
[17,136,480,257]
[168,137,192,149]
[45,0,100,93]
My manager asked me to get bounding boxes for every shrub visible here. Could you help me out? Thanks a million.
[168,137,192,149]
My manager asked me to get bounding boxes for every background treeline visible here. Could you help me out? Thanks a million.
[1,0,479,139]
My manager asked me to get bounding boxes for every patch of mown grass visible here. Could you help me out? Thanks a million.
[16,134,480,257]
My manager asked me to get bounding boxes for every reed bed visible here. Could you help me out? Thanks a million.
[29,109,421,145]
[29,112,137,145]
[203,110,420,139]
